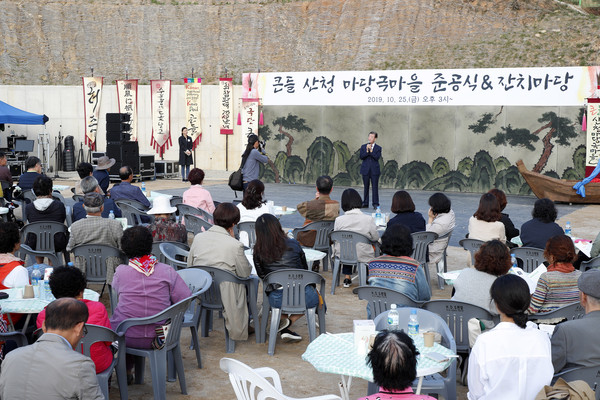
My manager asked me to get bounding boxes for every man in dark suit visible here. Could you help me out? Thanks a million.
[359,131,381,209]
[551,269,600,374]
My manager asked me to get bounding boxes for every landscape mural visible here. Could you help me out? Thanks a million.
[256,105,586,195]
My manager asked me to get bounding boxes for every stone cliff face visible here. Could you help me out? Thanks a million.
[0,0,557,85]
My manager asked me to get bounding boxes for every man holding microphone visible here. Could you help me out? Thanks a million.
[359,131,381,209]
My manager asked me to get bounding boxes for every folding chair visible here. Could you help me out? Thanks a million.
[237,221,257,248]
[293,221,334,271]
[19,221,69,266]
[582,256,600,272]
[411,231,438,286]
[71,244,127,296]
[159,242,189,270]
[356,285,425,319]
[459,238,485,265]
[530,302,585,322]
[512,246,545,273]
[329,230,378,294]
[185,214,213,236]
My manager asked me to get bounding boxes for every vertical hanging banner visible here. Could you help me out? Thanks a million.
[586,98,600,168]
[150,80,172,157]
[242,73,259,98]
[184,78,202,147]
[219,77,234,135]
[116,79,138,141]
[241,98,259,137]
[82,77,103,150]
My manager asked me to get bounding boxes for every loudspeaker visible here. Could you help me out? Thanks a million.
[106,113,131,123]
[107,141,139,175]
[106,131,131,142]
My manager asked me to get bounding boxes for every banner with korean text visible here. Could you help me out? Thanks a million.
[586,99,600,167]
[260,66,600,106]
[241,98,259,137]
[219,78,234,135]
[184,78,202,147]
[82,77,103,150]
[150,80,171,157]
[116,79,138,141]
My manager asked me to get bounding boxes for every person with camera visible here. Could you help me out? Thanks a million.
[241,134,268,192]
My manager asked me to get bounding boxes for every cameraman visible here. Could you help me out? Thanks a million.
[240,134,268,192]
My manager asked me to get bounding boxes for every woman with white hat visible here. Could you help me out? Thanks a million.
[92,156,116,194]
[146,196,187,243]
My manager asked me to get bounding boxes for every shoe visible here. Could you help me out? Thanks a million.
[277,317,291,332]
[280,328,302,342]
[343,278,351,288]
[361,204,369,208]
[311,261,320,273]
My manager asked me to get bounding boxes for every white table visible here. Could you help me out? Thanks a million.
[302,332,455,400]
[0,288,100,332]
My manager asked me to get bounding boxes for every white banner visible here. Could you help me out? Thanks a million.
[184,78,202,147]
[82,76,103,149]
[219,78,234,135]
[116,79,138,141]
[586,99,600,166]
[150,80,171,157]
[241,98,259,137]
[260,66,600,106]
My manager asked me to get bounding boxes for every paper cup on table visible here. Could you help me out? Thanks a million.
[14,287,23,299]
[423,331,435,347]
[23,285,34,299]
[281,206,287,212]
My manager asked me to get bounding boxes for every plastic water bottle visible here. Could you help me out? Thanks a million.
[375,207,382,225]
[408,309,419,337]
[565,221,572,237]
[141,182,147,196]
[43,280,53,301]
[387,304,400,331]
[109,210,115,219]
[511,253,518,269]
[31,268,42,298]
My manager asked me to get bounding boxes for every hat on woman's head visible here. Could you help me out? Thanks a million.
[146,196,177,215]
[96,156,116,170]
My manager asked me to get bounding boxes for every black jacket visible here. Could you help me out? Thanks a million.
[254,238,308,291]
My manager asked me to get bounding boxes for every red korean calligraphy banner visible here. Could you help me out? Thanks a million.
[241,98,259,137]
[259,66,600,107]
[586,99,600,169]
[184,78,202,147]
[219,78,234,135]
[116,79,138,141]
[82,77,103,150]
[150,80,171,157]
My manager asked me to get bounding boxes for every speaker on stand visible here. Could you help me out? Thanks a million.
[105,113,139,181]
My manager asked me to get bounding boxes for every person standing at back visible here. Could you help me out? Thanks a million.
[179,127,193,182]
[359,131,381,209]
[241,134,268,191]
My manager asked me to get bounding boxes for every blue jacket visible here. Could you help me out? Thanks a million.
[359,143,381,175]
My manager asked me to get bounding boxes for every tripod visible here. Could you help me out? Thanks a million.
[50,129,64,178]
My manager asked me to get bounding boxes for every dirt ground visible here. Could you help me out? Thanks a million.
[48,174,600,400]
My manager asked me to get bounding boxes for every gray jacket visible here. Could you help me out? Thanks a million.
[551,310,600,373]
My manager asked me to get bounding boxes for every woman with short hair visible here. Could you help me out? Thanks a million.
[333,188,379,288]
[359,330,436,400]
[528,235,581,313]
[387,190,425,233]
[468,193,506,243]
[520,198,564,249]
[468,274,553,399]
[367,224,430,302]
[182,168,215,214]
[452,240,512,314]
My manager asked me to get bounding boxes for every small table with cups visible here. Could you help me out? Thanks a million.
[302,331,455,400]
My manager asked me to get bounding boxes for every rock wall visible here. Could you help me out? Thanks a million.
[0,0,554,85]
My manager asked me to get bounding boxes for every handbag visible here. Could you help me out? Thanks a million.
[228,169,244,191]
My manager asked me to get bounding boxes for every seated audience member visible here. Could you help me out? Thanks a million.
[146,196,187,243]
[359,331,436,400]
[67,192,123,284]
[452,240,511,314]
[0,222,28,289]
[333,188,378,288]
[529,234,581,314]
[488,188,519,242]
[426,192,455,271]
[74,162,93,195]
[368,224,431,302]
[237,179,271,246]
[24,175,67,264]
[182,168,215,214]
[108,166,151,208]
[520,198,564,249]
[0,298,103,400]
[187,203,252,341]
[387,190,426,233]
[36,265,112,373]
[110,226,190,379]
[551,269,600,374]
[0,153,13,201]
[72,176,122,222]
[467,274,553,400]
[17,156,42,192]
[92,156,115,194]
[296,176,339,268]
[254,213,317,342]
[468,193,506,243]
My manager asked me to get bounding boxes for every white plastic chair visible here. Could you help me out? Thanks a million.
[220,357,342,400]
